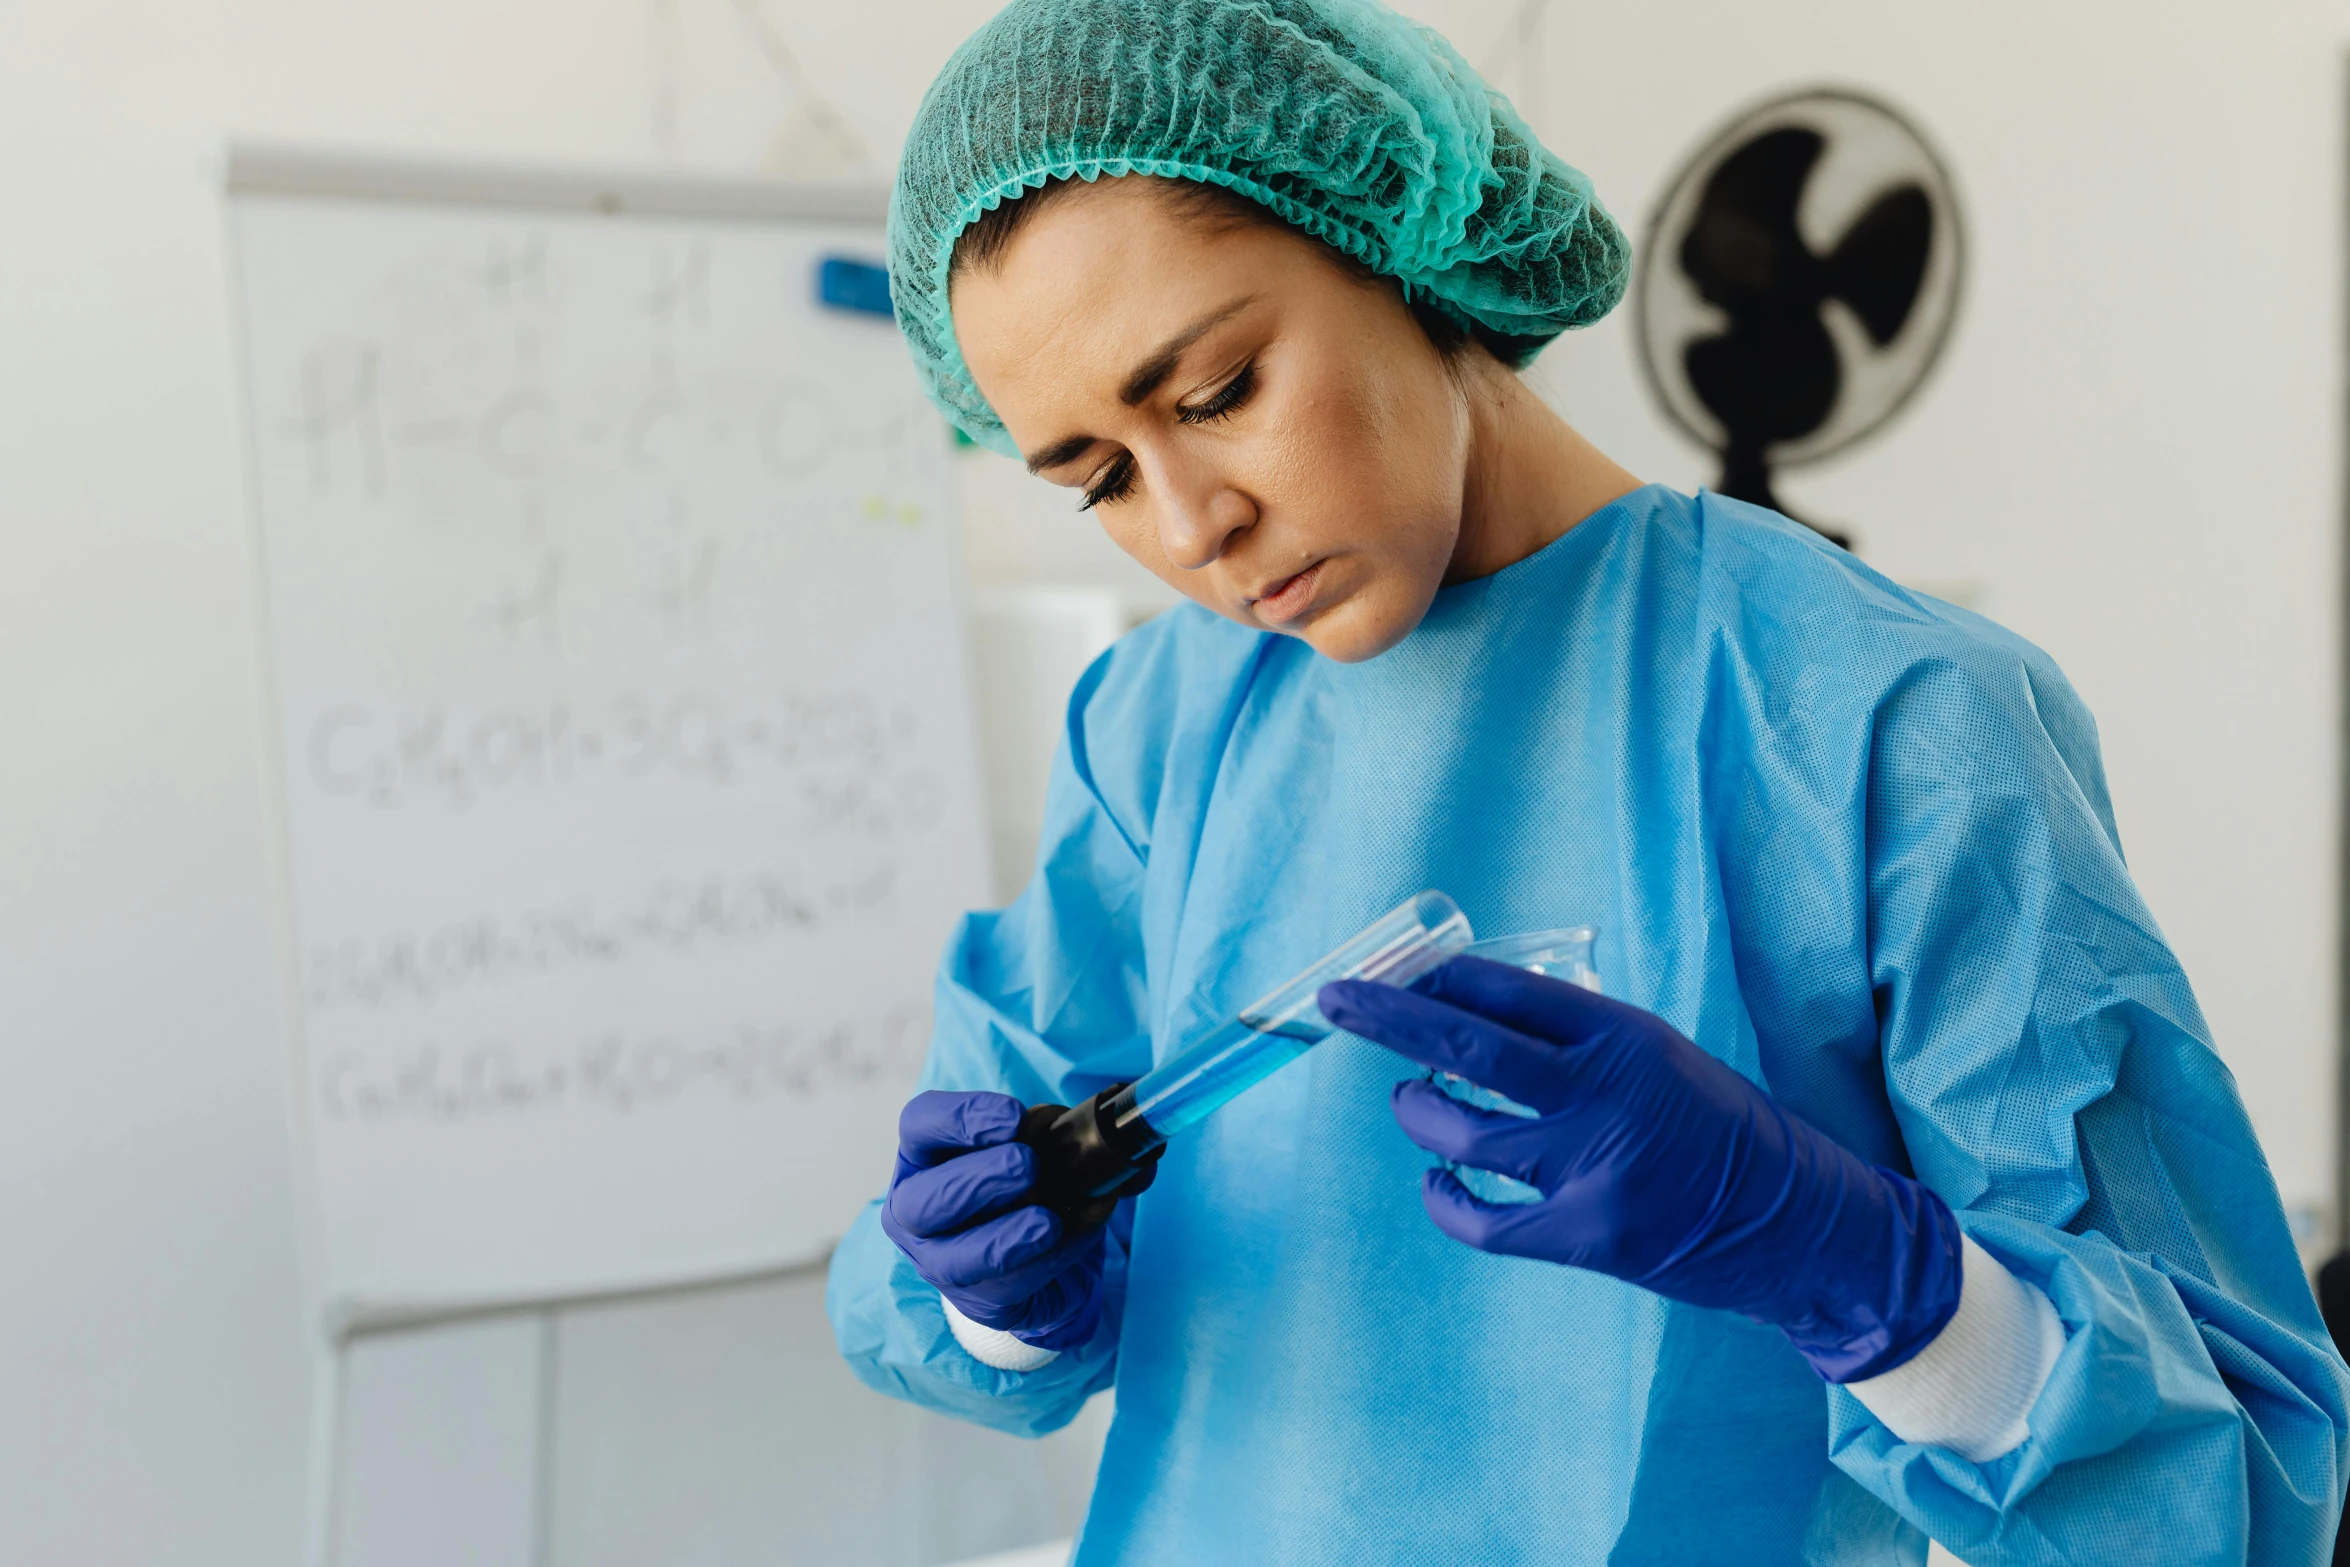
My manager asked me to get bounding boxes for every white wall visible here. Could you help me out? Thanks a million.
[1,3,2343,1564]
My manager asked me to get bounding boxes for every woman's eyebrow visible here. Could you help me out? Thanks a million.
[1022,294,1258,475]
[1025,433,1100,476]
[1118,295,1256,406]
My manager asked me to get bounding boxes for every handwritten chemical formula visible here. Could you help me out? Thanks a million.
[303,688,944,828]
[317,1008,926,1124]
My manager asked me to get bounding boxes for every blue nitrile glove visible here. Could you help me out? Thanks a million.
[1320,957,1964,1382]
[879,1090,1106,1351]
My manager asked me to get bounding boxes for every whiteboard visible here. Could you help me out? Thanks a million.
[226,149,989,1320]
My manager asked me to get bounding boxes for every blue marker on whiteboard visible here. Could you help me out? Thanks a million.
[816,256,893,318]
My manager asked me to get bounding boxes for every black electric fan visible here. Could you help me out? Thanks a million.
[1634,88,1964,546]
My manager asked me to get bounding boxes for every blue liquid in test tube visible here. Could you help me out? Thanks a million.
[1104,890,1474,1142]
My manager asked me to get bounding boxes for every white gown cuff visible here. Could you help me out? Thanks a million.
[1844,1233,2065,1462]
[943,1298,1062,1372]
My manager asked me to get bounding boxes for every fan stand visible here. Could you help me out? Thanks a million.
[1717,443,1852,552]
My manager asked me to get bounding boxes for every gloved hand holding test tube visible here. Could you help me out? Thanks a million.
[1013,890,1476,1226]
[879,891,1501,1350]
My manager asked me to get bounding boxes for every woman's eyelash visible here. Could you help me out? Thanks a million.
[1079,454,1137,511]
[1178,363,1256,425]
[1078,363,1255,509]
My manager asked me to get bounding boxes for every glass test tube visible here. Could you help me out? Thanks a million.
[1104,890,1474,1143]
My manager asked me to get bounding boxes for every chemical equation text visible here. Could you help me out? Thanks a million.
[319,1009,924,1123]
[305,687,945,829]
[306,862,897,1011]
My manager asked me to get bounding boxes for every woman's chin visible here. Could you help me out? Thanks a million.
[1295,598,1420,664]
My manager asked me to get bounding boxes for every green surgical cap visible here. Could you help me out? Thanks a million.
[890,0,1632,456]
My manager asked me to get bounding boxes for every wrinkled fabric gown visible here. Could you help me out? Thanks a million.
[829,487,2348,1565]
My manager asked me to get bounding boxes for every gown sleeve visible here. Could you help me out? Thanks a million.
[1827,646,2350,1564]
[826,651,1159,1440]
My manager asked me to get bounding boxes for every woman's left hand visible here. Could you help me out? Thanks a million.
[1320,956,1964,1382]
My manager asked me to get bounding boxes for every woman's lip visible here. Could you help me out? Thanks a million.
[1251,561,1326,625]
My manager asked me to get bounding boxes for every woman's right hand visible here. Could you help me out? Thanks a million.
[879,1089,1107,1350]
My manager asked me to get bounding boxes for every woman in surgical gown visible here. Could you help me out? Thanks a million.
[827,1,2350,1561]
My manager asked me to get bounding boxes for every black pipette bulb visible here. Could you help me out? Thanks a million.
[1017,1085,1166,1230]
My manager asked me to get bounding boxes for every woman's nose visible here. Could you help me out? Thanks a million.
[1151,452,1256,572]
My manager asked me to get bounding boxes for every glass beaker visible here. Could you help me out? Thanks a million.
[1432,926,1599,1206]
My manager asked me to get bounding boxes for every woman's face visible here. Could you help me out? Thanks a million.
[951,177,1474,663]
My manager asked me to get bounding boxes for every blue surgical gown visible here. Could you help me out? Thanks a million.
[828,486,2350,1564]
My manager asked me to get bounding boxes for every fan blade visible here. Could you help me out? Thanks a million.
[1678,127,1825,306]
[1822,185,1933,346]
